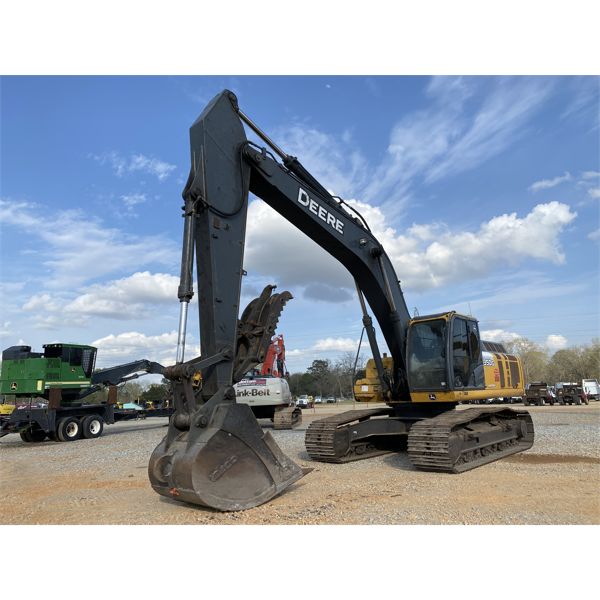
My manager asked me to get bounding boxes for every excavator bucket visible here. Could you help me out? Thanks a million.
[149,285,306,512]
[149,399,306,511]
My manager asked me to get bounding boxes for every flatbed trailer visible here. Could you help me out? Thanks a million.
[0,401,171,443]
[0,343,170,443]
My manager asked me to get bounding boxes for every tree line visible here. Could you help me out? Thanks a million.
[503,337,599,384]
[83,337,600,404]
[287,338,600,397]
[287,352,366,398]
[83,380,170,406]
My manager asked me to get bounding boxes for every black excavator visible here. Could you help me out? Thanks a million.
[148,90,534,511]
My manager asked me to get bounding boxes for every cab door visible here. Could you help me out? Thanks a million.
[449,316,484,389]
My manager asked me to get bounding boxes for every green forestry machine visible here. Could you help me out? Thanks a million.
[0,343,164,442]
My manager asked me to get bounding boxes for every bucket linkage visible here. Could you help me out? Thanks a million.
[148,286,307,512]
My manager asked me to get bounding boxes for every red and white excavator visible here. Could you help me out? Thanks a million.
[260,334,287,378]
[234,334,301,429]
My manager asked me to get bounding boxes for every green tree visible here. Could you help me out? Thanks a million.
[307,359,334,397]
[580,338,600,380]
[83,388,108,404]
[503,337,549,382]
[332,351,365,399]
[545,344,599,383]
[288,372,317,397]
[140,383,170,407]
[117,382,143,404]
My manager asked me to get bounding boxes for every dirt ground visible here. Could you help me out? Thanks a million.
[1,402,599,524]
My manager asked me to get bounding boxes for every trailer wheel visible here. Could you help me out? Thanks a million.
[19,428,34,442]
[30,428,47,442]
[81,415,104,439]
[19,427,47,442]
[57,417,81,442]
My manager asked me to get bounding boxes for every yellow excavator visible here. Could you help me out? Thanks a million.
[354,339,525,404]
[148,90,534,511]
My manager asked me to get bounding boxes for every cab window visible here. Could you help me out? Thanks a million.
[452,318,483,388]
[69,347,83,367]
[408,319,447,390]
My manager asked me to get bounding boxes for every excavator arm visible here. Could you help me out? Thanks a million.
[149,90,418,510]
[178,89,411,400]
[150,89,413,511]
[90,359,165,387]
[75,359,166,401]
[148,89,533,511]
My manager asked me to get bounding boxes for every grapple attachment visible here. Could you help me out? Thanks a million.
[149,285,306,511]
[149,394,305,511]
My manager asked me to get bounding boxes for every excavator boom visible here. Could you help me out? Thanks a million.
[148,90,533,511]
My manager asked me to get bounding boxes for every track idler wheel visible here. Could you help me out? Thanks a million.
[149,399,306,511]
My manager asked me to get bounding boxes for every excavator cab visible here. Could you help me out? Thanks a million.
[407,312,485,398]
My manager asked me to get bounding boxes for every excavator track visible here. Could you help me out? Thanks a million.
[273,405,302,430]
[407,407,534,473]
[305,408,394,463]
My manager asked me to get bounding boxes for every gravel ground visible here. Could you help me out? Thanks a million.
[1,403,599,524]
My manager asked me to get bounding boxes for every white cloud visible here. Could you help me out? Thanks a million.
[0,199,178,288]
[244,199,577,298]
[528,171,572,192]
[22,293,62,313]
[480,329,521,343]
[453,271,589,314]
[581,171,600,180]
[0,281,26,295]
[282,338,361,369]
[33,315,87,330]
[588,228,600,241]
[244,199,354,293]
[271,125,367,199]
[92,152,176,181]
[286,348,305,357]
[312,337,358,352]
[91,330,190,367]
[65,272,180,319]
[362,77,554,210]
[427,79,554,183]
[20,272,181,322]
[546,334,567,350]
[120,193,147,209]
[0,322,13,339]
[561,77,600,122]
[575,171,600,205]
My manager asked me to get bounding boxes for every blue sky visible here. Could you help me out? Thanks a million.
[1,76,599,372]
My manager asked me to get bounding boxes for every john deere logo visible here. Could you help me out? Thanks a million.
[10,382,18,390]
[429,393,436,400]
